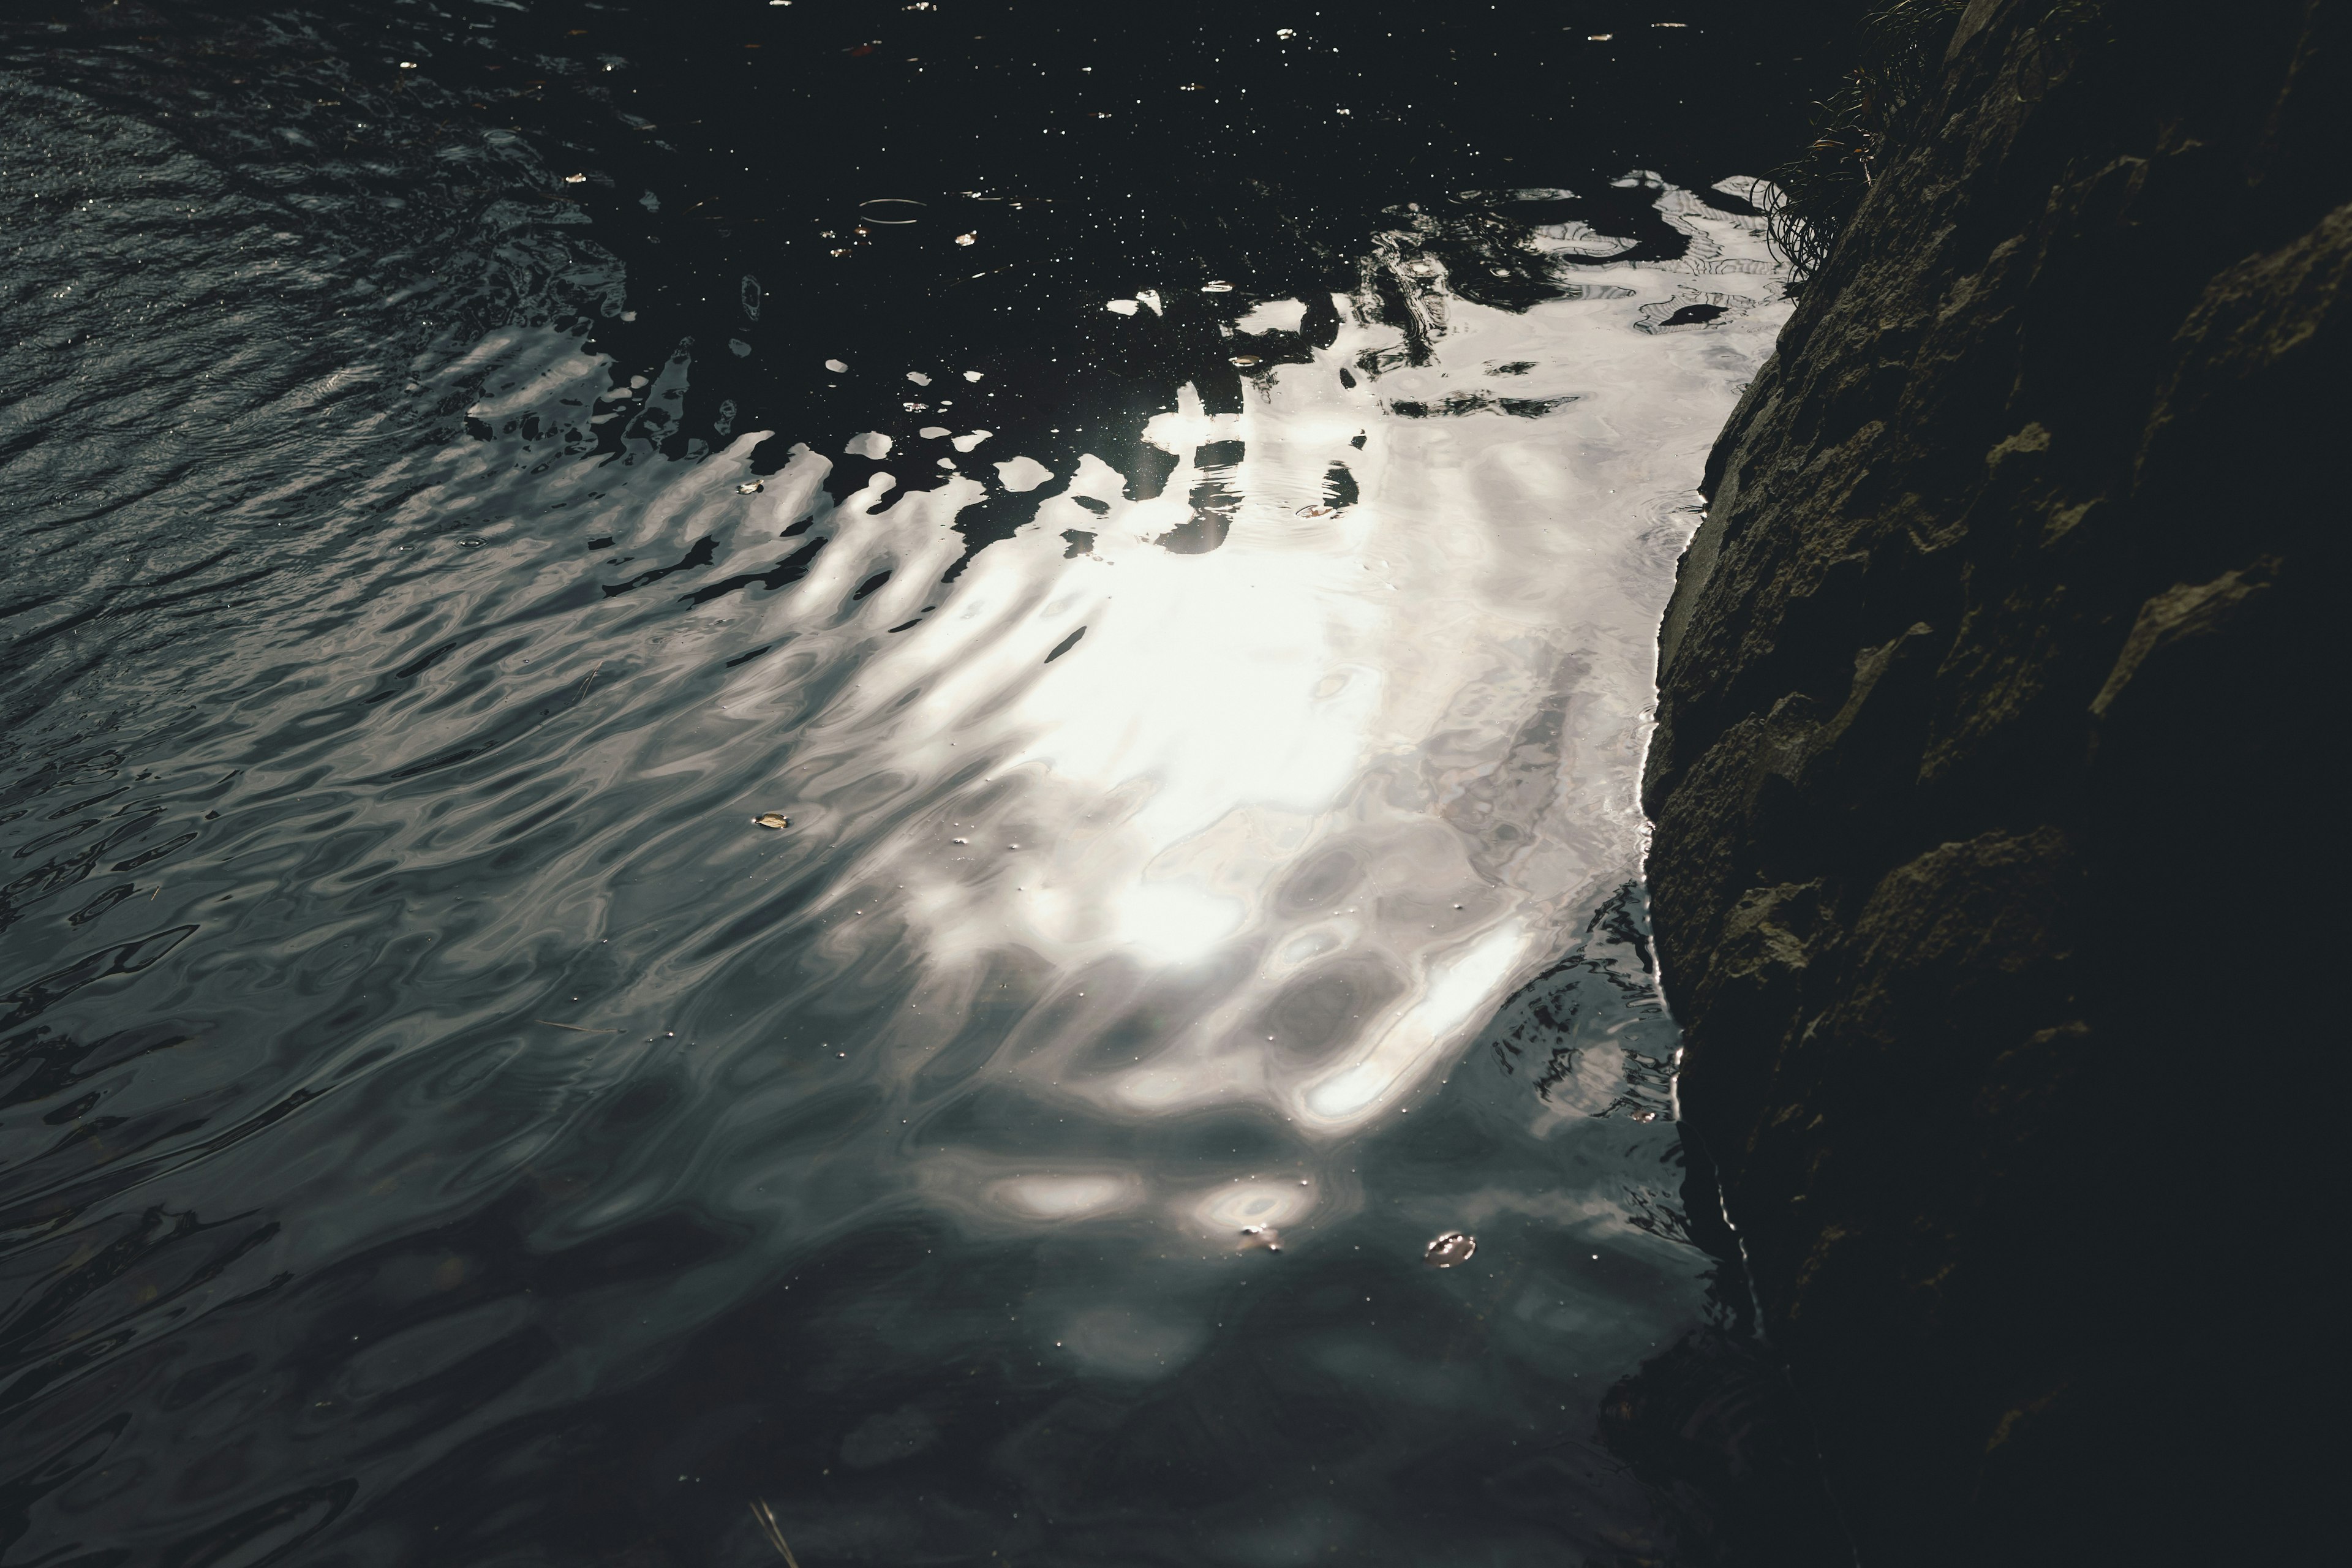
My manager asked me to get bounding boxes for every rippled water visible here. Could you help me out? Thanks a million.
[2,5,1834,1564]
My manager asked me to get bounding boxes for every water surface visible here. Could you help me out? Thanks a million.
[0,6,1830,1563]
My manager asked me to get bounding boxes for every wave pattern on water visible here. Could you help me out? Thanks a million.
[0,31,1810,1564]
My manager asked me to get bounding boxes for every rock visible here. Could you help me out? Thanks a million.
[1643,3,2342,1563]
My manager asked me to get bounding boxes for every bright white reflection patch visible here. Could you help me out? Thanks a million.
[497,174,1791,1242]
[993,454,1055,491]
[1235,298,1308,333]
[1114,880,1243,962]
[1300,924,1530,1128]
[1186,1180,1319,1235]
[748,176,1790,1154]
[988,1173,1143,1221]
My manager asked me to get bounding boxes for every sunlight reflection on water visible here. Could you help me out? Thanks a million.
[435,173,1793,1243]
[0,12,1830,1549]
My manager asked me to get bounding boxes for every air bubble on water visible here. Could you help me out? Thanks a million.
[1425,1232,1476,1268]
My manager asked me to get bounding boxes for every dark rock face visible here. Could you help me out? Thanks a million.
[1643,2,2342,1562]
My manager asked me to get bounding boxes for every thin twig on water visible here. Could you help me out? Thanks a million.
[749,1500,802,1567]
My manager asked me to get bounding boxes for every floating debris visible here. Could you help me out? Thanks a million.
[906,371,932,385]
[752,812,792,829]
[1106,299,1140,315]
[1295,504,1334,518]
[750,1501,802,1567]
[1229,355,1261,368]
[1425,1231,1476,1268]
[859,197,924,223]
[954,231,976,246]
[737,480,764,494]
[1201,279,1233,292]
[1239,1225,1283,1253]
[963,369,984,380]
[562,172,587,184]
[824,358,848,372]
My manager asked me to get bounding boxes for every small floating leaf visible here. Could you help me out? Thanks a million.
[753,812,792,829]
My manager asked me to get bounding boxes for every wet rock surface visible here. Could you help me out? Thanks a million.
[1645,2,2342,1561]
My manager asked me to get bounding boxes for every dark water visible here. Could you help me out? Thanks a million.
[1,4,1845,1564]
